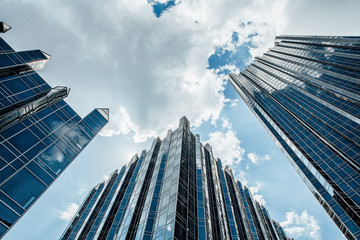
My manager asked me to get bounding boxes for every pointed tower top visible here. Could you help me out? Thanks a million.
[96,108,109,121]
[40,50,52,60]
[0,22,11,33]
[178,116,190,128]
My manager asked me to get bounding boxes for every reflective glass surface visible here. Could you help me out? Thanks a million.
[0,36,108,238]
[61,117,286,240]
[229,35,360,240]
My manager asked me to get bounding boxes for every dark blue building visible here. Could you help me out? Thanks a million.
[229,35,360,240]
[0,23,109,237]
[61,117,290,240]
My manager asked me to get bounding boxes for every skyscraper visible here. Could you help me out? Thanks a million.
[0,24,109,238]
[228,35,360,239]
[61,117,290,240]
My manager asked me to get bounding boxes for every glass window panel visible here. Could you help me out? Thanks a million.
[0,168,46,209]
[10,159,23,170]
[82,118,98,136]
[92,110,108,126]
[0,166,15,183]
[77,122,95,138]
[61,104,77,119]
[56,139,76,159]
[29,125,46,140]
[28,73,47,87]
[34,107,52,120]
[0,39,13,52]
[0,54,15,68]
[24,141,46,160]
[16,90,35,102]
[38,144,72,175]
[0,202,18,227]
[34,158,57,178]
[7,128,39,153]
[0,123,24,140]
[65,125,91,150]
[0,191,24,215]
[0,144,16,164]
[0,159,6,169]
[27,161,53,185]
[41,112,64,131]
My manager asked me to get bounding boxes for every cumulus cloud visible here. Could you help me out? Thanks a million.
[221,117,232,129]
[249,181,266,206]
[215,64,237,74]
[229,99,239,108]
[280,210,321,240]
[207,130,245,166]
[58,203,79,222]
[102,171,112,181]
[77,187,88,197]
[247,152,270,165]
[4,0,359,145]
[99,107,158,142]
[100,107,138,137]
[2,0,292,143]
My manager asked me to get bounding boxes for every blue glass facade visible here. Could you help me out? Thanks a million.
[0,31,108,238]
[61,117,289,240]
[228,35,360,240]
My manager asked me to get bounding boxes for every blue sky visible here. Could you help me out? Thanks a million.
[1,0,360,239]
[149,0,177,17]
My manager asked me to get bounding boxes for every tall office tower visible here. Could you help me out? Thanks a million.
[61,117,290,240]
[228,35,360,240]
[0,24,109,238]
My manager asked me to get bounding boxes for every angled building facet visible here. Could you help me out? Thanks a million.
[228,35,360,240]
[0,29,108,238]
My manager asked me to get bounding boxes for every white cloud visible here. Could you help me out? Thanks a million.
[102,171,112,181]
[253,195,266,206]
[249,181,266,205]
[77,187,87,198]
[100,107,138,137]
[236,169,249,186]
[221,117,232,129]
[4,0,360,146]
[215,64,237,74]
[280,210,321,240]
[39,145,65,166]
[249,181,262,194]
[4,0,292,144]
[58,203,79,222]
[207,130,245,166]
[247,152,270,165]
[229,99,239,108]
[99,107,158,142]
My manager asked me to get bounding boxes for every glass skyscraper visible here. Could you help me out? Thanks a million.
[0,24,109,237]
[228,35,360,240]
[61,117,290,240]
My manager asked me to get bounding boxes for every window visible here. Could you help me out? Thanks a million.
[0,168,46,209]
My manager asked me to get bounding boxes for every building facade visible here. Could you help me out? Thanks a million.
[61,117,290,240]
[228,35,360,239]
[0,24,109,237]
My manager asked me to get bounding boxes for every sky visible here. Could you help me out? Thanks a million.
[1,0,360,239]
